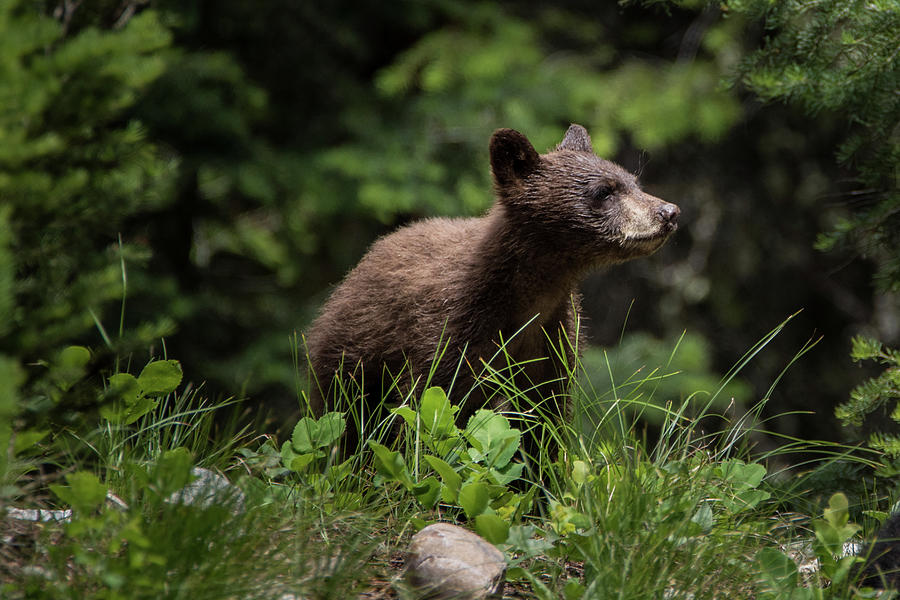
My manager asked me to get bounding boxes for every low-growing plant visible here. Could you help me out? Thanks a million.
[755,493,885,600]
[12,311,896,599]
[507,450,776,599]
[369,386,533,543]
[272,411,370,510]
[100,358,184,426]
[11,455,379,600]
[4,347,382,600]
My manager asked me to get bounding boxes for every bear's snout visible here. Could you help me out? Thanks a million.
[657,202,680,230]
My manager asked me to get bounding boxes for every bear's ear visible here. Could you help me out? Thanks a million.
[490,128,540,188]
[557,124,593,153]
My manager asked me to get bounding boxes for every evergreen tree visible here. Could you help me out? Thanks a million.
[720,0,900,457]
[835,337,900,464]
[726,0,899,291]
[0,1,174,444]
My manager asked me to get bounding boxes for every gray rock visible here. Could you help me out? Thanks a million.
[405,523,506,599]
[165,467,245,513]
[5,507,72,522]
[6,492,124,523]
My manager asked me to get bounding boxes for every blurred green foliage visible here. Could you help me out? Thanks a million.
[0,1,176,455]
[581,332,753,426]
[0,3,174,358]
[327,3,742,220]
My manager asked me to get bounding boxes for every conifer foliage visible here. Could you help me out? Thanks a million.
[723,0,900,457]
[726,0,900,292]
[835,337,900,462]
[0,1,174,437]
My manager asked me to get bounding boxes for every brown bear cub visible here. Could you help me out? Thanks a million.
[306,124,679,440]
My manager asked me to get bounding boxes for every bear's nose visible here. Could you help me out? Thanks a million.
[657,203,680,226]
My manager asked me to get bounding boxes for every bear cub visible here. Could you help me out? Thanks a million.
[306,124,679,433]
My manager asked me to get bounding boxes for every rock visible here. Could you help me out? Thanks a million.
[405,522,506,599]
[5,507,72,522]
[165,467,246,513]
[5,492,127,522]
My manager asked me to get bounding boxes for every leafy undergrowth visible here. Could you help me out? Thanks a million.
[3,322,898,599]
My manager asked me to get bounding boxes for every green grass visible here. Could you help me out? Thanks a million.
[2,316,896,599]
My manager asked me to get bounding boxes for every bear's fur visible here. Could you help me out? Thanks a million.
[305,124,679,437]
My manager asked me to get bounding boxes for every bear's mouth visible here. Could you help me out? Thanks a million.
[624,224,677,244]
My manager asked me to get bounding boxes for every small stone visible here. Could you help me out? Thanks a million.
[165,467,246,513]
[5,507,72,522]
[405,522,506,599]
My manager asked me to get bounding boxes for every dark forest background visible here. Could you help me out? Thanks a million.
[2,0,898,452]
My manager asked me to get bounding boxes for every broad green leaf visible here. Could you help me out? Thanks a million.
[490,461,524,486]
[813,518,861,555]
[735,489,771,511]
[101,395,159,425]
[59,346,91,369]
[474,513,509,545]
[459,481,490,519]
[391,406,417,429]
[514,487,537,522]
[691,503,714,533]
[291,417,319,453]
[12,429,48,454]
[152,447,194,497]
[326,458,354,485]
[424,455,462,502]
[281,441,298,467]
[50,471,107,513]
[485,430,520,469]
[100,395,159,425]
[282,441,322,472]
[718,459,766,489]
[863,509,890,522]
[721,488,771,514]
[137,360,183,396]
[572,460,589,487]
[465,409,510,450]
[507,524,555,559]
[368,441,414,489]
[419,387,458,439]
[823,492,850,528]
[756,547,798,594]
[107,373,141,404]
[811,495,862,559]
[568,511,591,530]
[288,453,317,472]
[465,410,521,467]
[292,412,347,452]
[53,346,91,391]
[564,580,586,600]
[315,412,346,446]
[123,396,159,425]
[412,476,441,508]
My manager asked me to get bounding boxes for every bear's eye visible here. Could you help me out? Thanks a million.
[590,181,617,205]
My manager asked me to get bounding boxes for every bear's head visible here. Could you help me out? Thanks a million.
[489,124,679,265]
